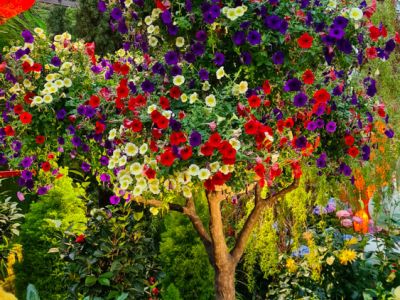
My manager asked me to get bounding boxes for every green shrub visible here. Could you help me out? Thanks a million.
[159,195,214,300]
[61,203,160,299]
[14,170,87,300]
[162,284,183,300]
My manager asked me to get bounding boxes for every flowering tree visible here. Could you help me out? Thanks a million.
[0,0,398,298]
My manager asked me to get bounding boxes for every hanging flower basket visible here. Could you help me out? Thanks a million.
[0,0,35,24]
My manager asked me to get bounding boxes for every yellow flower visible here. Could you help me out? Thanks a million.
[176,37,185,48]
[205,94,217,108]
[338,249,357,265]
[125,143,138,157]
[238,81,248,94]
[286,258,298,273]
[216,67,225,80]
[173,75,185,86]
[326,256,335,265]
[345,237,358,246]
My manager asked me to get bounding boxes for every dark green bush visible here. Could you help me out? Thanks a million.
[14,171,87,300]
[62,203,160,300]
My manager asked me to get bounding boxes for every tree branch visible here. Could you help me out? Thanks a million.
[230,179,300,263]
[134,197,184,213]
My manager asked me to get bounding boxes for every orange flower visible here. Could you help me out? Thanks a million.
[0,0,35,24]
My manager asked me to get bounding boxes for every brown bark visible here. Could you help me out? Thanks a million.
[214,262,236,300]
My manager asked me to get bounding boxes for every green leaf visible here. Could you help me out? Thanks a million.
[133,211,143,221]
[26,284,41,300]
[98,277,110,286]
[116,293,129,300]
[99,271,114,279]
[85,275,97,287]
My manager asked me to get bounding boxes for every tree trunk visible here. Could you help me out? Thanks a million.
[214,262,236,300]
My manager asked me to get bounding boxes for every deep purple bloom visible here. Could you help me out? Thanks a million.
[167,24,179,36]
[170,65,182,76]
[189,131,202,147]
[284,78,302,92]
[84,106,96,118]
[161,10,172,24]
[385,39,396,53]
[232,31,246,46]
[272,51,284,64]
[37,186,49,195]
[98,0,107,12]
[169,119,182,131]
[315,119,325,128]
[152,62,166,76]
[100,173,110,182]
[329,26,345,40]
[306,121,317,131]
[385,129,394,138]
[214,52,225,66]
[71,136,82,147]
[12,140,22,152]
[110,195,121,205]
[21,170,32,180]
[241,51,252,65]
[20,156,33,168]
[50,56,61,67]
[333,16,348,28]
[264,15,282,31]
[111,7,123,20]
[81,162,91,172]
[336,38,352,54]
[293,93,308,107]
[362,145,370,161]
[191,42,205,56]
[91,65,102,74]
[326,121,337,133]
[316,152,327,168]
[21,30,34,43]
[184,52,196,63]
[56,109,66,120]
[100,156,109,166]
[247,30,261,45]
[199,68,209,81]
[141,80,155,93]
[195,30,207,42]
[164,50,179,65]
[118,19,128,34]
[295,136,307,149]
[340,163,352,176]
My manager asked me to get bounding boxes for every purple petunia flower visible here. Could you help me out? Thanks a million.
[295,136,307,149]
[362,145,370,161]
[21,30,34,43]
[333,16,349,28]
[100,173,110,182]
[306,121,317,131]
[385,129,394,138]
[98,0,107,12]
[169,119,182,131]
[56,108,67,120]
[37,186,49,195]
[118,19,128,34]
[191,42,205,56]
[170,65,182,76]
[100,156,109,166]
[20,156,33,168]
[340,163,352,176]
[141,80,155,93]
[50,56,61,67]
[329,26,345,40]
[199,68,209,81]
[316,152,327,168]
[195,30,207,42]
[12,140,22,152]
[272,51,284,65]
[81,162,91,172]
[336,38,352,54]
[232,31,246,46]
[167,24,179,36]
[110,195,120,205]
[241,51,252,65]
[326,121,337,133]
[293,93,308,107]
[161,10,172,24]
[71,136,82,147]
[214,52,225,66]
[21,170,32,180]
[247,30,261,45]
[264,15,282,31]
[111,7,123,20]
[164,50,179,65]
[189,131,202,147]
[284,78,302,92]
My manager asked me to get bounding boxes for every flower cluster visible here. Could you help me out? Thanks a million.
[0,0,397,204]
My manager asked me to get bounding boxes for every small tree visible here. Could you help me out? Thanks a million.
[0,0,397,298]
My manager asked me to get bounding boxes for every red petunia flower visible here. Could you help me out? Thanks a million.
[180,146,193,160]
[348,146,359,158]
[366,47,377,59]
[302,69,315,84]
[75,234,85,244]
[19,111,32,124]
[35,135,45,144]
[14,104,24,115]
[369,26,380,41]
[89,95,100,108]
[262,80,271,95]
[244,119,260,135]
[313,89,331,103]
[169,86,181,99]
[159,96,170,109]
[200,142,214,156]
[160,150,175,166]
[41,161,51,172]
[4,125,15,136]
[209,133,222,148]
[297,33,313,49]
[344,135,355,146]
[248,95,261,108]
[145,167,156,179]
[130,119,143,132]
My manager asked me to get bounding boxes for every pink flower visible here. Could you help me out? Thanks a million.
[341,218,353,227]
[17,191,25,201]
[352,216,363,224]
[336,210,351,218]
[209,121,217,131]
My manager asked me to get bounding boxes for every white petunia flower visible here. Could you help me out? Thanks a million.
[173,75,185,86]
[198,168,211,180]
[216,66,226,80]
[349,7,363,21]
[125,143,139,157]
[205,94,217,108]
